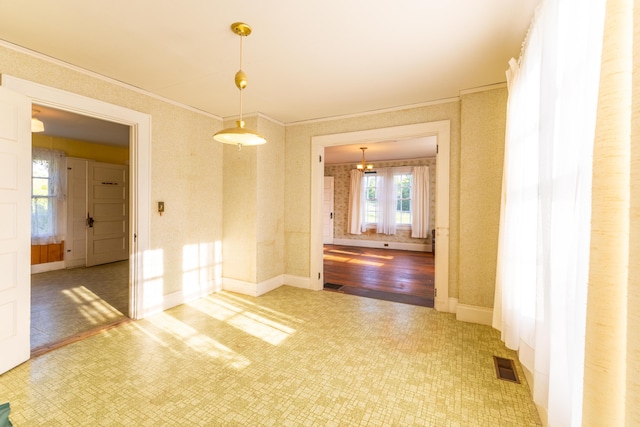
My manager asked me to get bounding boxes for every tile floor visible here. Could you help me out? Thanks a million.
[2,286,541,426]
[30,261,129,350]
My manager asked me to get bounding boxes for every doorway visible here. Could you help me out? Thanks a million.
[310,121,451,312]
[0,74,151,371]
[30,106,132,353]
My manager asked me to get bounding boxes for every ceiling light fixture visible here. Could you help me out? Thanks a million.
[357,147,373,171]
[31,109,44,133]
[213,22,266,150]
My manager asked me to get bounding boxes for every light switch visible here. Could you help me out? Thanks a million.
[158,201,165,215]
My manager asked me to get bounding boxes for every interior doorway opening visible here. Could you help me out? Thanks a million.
[311,121,451,312]
[30,105,132,354]
[2,74,152,365]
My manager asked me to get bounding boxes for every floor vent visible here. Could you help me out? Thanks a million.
[493,356,520,383]
[323,283,343,291]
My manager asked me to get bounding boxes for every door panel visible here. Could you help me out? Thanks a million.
[0,87,31,374]
[86,162,128,267]
[65,158,88,268]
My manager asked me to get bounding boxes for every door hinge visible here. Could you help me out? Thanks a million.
[436,145,439,154]
[319,155,322,163]
[134,233,137,242]
[318,272,321,280]
[434,288,437,297]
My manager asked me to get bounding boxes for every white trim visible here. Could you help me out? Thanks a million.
[223,275,282,297]
[332,238,430,252]
[2,75,152,321]
[288,98,460,126]
[448,297,459,313]
[283,274,312,290]
[455,303,494,326]
[459,82,507,95]
[311,121,451,311]
[222,274,311,296]
[0,39,221,121]
[30,261,65,274]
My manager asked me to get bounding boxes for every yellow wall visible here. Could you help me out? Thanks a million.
[32,134,129,164]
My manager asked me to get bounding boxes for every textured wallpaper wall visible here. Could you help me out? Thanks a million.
[324,157,436,246]
[459,87,507,307]
[1,44,224,299]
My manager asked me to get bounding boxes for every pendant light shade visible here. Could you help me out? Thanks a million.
[213,22,266,149]
[215,120,266,146]
[31,109,45,132]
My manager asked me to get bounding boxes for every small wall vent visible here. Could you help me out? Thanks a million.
[493,356,520,383]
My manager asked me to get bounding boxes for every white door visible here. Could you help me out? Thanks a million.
[0,87,31,374]
[65,158,88,268]
[323,176,334,244]
[86,162,128,267]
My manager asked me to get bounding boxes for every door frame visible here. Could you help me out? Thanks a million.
[2,75,151,320]
[323,176,334,244]
[310,121,451,312]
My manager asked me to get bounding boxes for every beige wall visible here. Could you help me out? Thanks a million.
[324,157,436,246]
[459,88,507,307]
[0,44,224,298]
[3,43,509,310]
[222,115,286,285]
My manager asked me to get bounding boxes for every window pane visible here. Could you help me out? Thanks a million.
[32,177,50,196]
[33,160,50,178]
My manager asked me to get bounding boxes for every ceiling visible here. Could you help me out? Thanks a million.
[3,1,538,160]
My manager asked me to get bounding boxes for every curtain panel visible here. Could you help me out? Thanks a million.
[493,0,606,425]
[347,169,363,234]
[411,166,429,238]
[31,147,66,245]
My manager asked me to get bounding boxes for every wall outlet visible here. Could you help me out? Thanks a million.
[384,243,389,247]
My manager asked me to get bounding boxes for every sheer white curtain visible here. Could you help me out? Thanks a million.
[347,169,364,234]
[376,168,396,235]
[31,147,66,245]
[493,0,605,425]
[411,166,429,238]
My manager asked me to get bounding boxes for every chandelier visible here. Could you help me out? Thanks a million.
[357,147,373,171]
[213,22,266,149]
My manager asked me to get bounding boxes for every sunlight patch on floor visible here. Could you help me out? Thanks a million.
[189,294,296,346]
[145,311,251,369]
[62,286,123,325]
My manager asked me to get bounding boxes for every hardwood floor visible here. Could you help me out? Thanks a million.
[323,244,434,307]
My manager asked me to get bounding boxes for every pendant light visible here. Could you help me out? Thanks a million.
[213,22,266,149]
[31,109,45,133]
[357,147,373,171]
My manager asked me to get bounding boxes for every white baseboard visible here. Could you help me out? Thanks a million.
[456,303,493,326]
[448,297,459,313]
[31,261,65,274]
[332,238,430,252]
[283,274,312,290]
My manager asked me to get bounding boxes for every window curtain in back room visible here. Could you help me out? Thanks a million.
[376,168,396,235]
[31,147,66,245]
[347,169,364,234]
[492,0,605,425]
[411,166,429,238]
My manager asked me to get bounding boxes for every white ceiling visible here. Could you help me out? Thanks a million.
[2,1,538,159]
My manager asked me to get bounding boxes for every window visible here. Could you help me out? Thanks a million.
[394,173,412,225]
[31,148,65,244]
[362,169,412,227]
[363,174,378,224]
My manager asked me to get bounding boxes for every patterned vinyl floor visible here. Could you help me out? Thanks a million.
[4,285,542,426]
